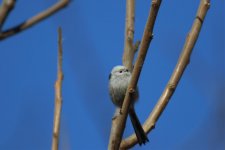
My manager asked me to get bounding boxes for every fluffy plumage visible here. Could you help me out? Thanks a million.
[109,65,149,145]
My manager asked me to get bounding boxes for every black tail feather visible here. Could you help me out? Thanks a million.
[129,107,149,145]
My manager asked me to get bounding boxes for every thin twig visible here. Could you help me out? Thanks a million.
[52,27,64,150]
[0,0,15,30]
[108,0,162,149]
[0,0,70,40]
[120,0,210,149]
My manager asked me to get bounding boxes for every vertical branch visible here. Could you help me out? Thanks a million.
[122,0,136,70]
[108,0,136,149]
[0,0,15,30]
[120,0,210,149]
[108,0,162,149]
[52,27,64,150]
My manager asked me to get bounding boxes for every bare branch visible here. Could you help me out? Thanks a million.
[120,0,210,148]
[108,0,136,149]
[0,0,70,40]
[52,27,64,150]
[108,0,162,149]
[122,0,136,71]
[0,0,15,30]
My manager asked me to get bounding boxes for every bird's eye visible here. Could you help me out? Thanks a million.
[119,70,122,73]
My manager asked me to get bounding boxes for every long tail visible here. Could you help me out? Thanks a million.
[129,107,149,145]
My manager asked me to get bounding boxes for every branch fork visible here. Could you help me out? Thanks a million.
[109,0,210,149]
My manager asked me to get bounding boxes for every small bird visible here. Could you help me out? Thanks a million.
[109,65,149,145]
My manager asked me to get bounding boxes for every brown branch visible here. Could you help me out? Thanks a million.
[108,0,136,149]
[108,0,162,149]
[0,0,15,30]
[120,0,210,149]
[52,27,64,150]
[0,0,70,40]
[122,0,136,71]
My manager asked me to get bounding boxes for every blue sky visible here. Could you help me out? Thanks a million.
[0,0,224,150]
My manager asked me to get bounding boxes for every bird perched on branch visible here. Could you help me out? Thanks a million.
[109,65,149,145]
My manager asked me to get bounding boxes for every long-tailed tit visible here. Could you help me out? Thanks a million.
[109,65,149,145]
